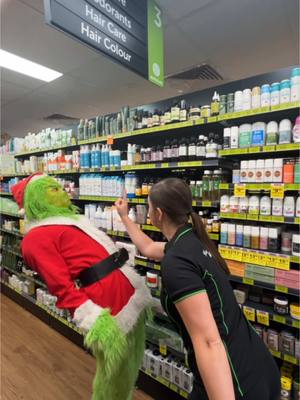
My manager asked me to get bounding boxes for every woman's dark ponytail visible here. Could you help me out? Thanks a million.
[190,211,229,275]
[150,178,230,275]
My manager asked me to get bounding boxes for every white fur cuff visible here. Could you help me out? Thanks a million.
[73,300,104,334]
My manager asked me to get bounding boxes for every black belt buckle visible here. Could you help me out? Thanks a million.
[114,248,129,266]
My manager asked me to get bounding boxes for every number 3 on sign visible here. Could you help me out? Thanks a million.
[154,6,162,27]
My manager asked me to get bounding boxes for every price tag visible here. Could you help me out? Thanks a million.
[271,184,285,199]
[106,135,114,145]
[180,390,189,398]
[207,116,217,123]
[137,260,147,267]
[263,145,276,152]
[281,376,293,391]
[157,376,169,387]
[234,184,246,198]
[154,264,161,271]
[292,319,300,328]
[295,217,300,224]
[249,147,260,153]
[259,215,272,222]
[243,306,256,322]
[202,201,212,207]
[269,349,281,359]
[219,246,229,259]
[275,285,288,294]
[273,315,286,325]
[276,256,290,271]
[243,278,254,285]
[219,183,229,190]
[232,248,243,261]
[271,216,284,223]
[170,383,179,393]
[159,343,167,356]
[247,214,258,221]
[256,310,270,326]
[283,354,297,365]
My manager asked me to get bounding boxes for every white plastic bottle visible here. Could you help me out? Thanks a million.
[283,197,295,217]
[272,198,283,216]
[260,196,271,216]
[296,196,300,218]
[230,126,239,149]
[128,208,137,223]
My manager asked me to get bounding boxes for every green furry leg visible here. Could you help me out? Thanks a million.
[85,309,149,400]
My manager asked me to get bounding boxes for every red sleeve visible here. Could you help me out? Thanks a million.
[22,229,90,313]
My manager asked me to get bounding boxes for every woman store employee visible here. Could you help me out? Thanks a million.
[115,178,280,400]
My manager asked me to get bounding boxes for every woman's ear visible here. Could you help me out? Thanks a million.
[156,208,163,222]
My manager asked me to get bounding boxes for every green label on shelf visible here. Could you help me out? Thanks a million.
[170,383,179,393]
[292,319,300,329]
[271,216,284,223]
[207,116,217,123]
[154,264,161,270]
[180,390,189,399]
[247,214,259,221]
[219,183,229,190]
[243,278,254,285]
[273,315,286,324]
[202,201,212,207]
[194,118,205,125]
[136,260,147,266]
[271,101,300,111]
[263,145,276,152]
[275,285,288,294]
[283,354,297,365]
[259,215,272,222]
[269,349,281,359]
[249,147,260,153]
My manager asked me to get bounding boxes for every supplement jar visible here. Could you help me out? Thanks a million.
[274,296,289,315]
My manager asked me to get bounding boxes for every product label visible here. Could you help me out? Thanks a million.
[243,306,255,322]
[271,184,285,199]
[256,310,269,326]
[234,184,246,197]
[252,130,265,146]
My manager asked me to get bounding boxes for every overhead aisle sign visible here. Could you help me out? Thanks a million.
[44,0,164,86]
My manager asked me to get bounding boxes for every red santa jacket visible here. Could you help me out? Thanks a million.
[22,216,152,334]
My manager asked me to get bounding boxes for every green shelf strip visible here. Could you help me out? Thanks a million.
[135,257,161,271]
[141,368,189,398]
[220,213,299,225]
[1,265,47,289]
[229,275,299,297]
[269,349,299,366]
[1,280,82,334]
[0,228,24,237]
[0,192,13,196]
[243,301,300,330]
[10,102,300,159]
[219,183,300,191]
[220,143,300,156]
[0,210,22,218]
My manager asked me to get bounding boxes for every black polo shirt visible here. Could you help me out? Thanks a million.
[160,224,277,399]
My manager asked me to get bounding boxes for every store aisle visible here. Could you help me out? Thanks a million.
[0,295,152,400]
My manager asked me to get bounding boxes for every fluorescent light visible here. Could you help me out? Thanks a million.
[0,49,63,82]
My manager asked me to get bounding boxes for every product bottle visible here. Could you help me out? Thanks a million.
[220,194,230,213]
[264,159,274,183]
[171,103,180,123]
[239,196,249,214]
[271,83,280,106]
[188,137,197,161]
[229,195,239,213]
[296,197,300,217]
[294,158,300,184]
[279,119,292,144]
[236,225,244,247]
[163,141,170,161]
[228,224,236,245]
[206,133,218,158]
[248,196,260,215]
[283,159,295,183]
[179,138,188,161]
[129,208,137,223]
[260,196,271,216]
[251,226,260,249]
[196,181,203,199]
[251,122,266,146]
[202,171,212,201]
[220,223,228,244]
[247,160,256,182]
[273,159,283,183]
[179,100,188,121]
[239,124,252,148]
[266,121,279,145]
[77,119,84,141]
[230,126,239,149]
[211,91,220,116]
[261,84,271,107]
[268,228,279,251]
[293,116,300,143]
[243,226,251,248]
[281,231,292,255]
[164,109,171,124]
[240,160,248,183]
[152,110,160,127]
[212,170,222,202]
[260,227,269,250]
[83,119,89,140]
[223,128,231,149]
[283,197,295,217]
[212,215,220,233]
[272,198,283,216]
[197,135,206,159]
[256,159,265,182]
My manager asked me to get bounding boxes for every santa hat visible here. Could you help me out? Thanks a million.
[11,173,45,212]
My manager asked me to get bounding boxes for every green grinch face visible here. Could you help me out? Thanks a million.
[45,181,71,208]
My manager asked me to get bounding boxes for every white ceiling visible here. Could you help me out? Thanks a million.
[1,0,299,137]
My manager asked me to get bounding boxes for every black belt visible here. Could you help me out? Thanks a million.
[76,248,129,288]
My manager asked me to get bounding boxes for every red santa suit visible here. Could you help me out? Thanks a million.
[22,215,152,334]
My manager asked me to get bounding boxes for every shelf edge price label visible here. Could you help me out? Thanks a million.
[256,310,269,326]
[275,285,288,294]
[273,315,286,325]
[292,320,300,329]
[283,354,297,365]
[234,184,246,198]
[159,343,167,356]
[243,277,254,286]
[271,184,284,199]
[243,306,256,322]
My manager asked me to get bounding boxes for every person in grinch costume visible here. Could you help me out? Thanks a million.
[11,173,153,400]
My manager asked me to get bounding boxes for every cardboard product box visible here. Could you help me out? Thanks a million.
[244,270,275,284]
[275,277,299,290]
[275,269,300,282]
[245,263,275,277]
